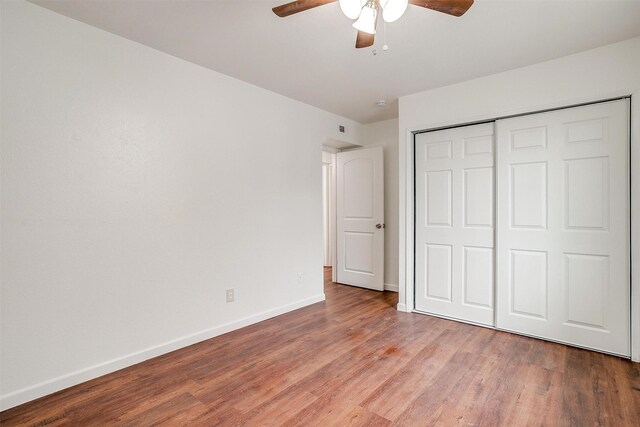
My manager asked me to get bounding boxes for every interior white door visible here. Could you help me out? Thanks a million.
[414,123,495,326]
[336,147,384,291]
[496,99,630,356]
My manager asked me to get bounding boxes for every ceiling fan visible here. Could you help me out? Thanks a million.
[272,0,474,48]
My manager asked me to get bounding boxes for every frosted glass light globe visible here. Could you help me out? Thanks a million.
[352,3,378,34]
[340,0,367,20]
[381,0,408,23]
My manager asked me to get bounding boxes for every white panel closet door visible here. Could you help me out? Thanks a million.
[415,123,495,326]
[496,99,630,356]
[336,147,384,291]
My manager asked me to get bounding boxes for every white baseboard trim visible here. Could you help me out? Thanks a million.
[0,293,325,411]
[396,303,408,312]
[384,283,399,292]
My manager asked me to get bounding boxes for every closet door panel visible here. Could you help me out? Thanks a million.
[496,99,630,356]
[415,123,495,326]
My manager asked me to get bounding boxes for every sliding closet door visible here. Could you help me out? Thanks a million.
[415,123,495,326]
[496,99,630,356]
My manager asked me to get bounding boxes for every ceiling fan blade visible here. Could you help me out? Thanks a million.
[355,31,375,49]
[409,0,474,17]
[272,0,337,17]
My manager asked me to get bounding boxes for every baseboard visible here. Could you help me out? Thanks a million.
[384,283,398,292]
[396,303,408,312]
[0,293,326,411]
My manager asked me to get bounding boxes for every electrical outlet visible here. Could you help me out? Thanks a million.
[297,272,304,284]
[226,289,234,303]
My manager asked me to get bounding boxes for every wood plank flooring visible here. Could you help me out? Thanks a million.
[2,267,639,426]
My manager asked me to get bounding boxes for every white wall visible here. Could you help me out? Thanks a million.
[400,36,640,130]
[0,0,361,409]
[397,36,640,360]
[361,119,399,291]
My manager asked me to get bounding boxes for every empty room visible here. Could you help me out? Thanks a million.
[1,0,640,425]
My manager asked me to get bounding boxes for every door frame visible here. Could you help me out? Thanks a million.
[398,90,640,362]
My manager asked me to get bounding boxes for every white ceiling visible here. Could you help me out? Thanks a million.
[30,0,640,123]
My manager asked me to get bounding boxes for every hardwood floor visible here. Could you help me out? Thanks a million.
[2,267,639,426]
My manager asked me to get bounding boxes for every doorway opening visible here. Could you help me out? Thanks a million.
[322,139,361,284]
[322,151,334,270]
[323,140,386,291]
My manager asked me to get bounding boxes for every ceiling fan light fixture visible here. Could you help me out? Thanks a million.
[272,0,475,49]
[352,1,378,34]
[339,0,367,20]
[381,0,408,23]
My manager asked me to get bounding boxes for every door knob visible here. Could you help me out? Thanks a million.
[376,223,384,229]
